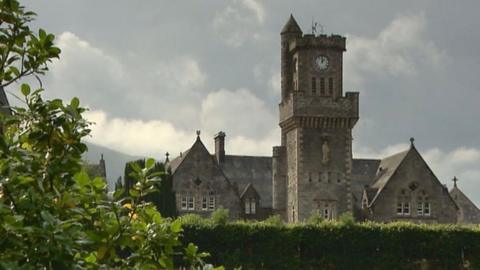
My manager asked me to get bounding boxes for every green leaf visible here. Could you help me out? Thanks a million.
[130,162,142,174]
[21,84,30,96]
[39,29,47,41]
[146,158,155,170]
[92,177,106,190]
[71,97,79,108]
[40,210,56,225]
[171,219,183,233]
[75,170,90,187]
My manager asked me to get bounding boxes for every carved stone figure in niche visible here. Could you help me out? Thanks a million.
[322,141,330,164]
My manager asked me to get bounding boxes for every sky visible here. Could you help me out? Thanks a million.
[8,0,480,203]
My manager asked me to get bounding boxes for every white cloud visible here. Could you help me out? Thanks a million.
[345,14,446,87]
[84,110,193,159]
[212,0,266,47]
[200,88,276,138]
[268,71,281,94]
[242,0,265,23]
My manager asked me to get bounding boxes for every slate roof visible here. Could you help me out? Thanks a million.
[220,155,272,208]
[450,184,480,224]
[370,150,409,190]
[0,86,11,115]
[281,14,302,34]
[363,149,411,207]
[351,159,381,205]
[168,148,191,173]
[240,183,260,199]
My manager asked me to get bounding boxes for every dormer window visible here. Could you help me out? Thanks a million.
[244,198,256,214]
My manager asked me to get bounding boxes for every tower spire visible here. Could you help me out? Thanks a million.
[281,14,303,34]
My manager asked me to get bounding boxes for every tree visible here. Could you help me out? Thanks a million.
[123,159,177,218]
[0,1,221,269]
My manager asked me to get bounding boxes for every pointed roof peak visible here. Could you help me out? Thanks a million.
[281,14,302,34]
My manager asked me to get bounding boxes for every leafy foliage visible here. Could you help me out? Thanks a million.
[0,0,61,88]
[0,1,222,269]
[210,207,229,225]
[122,159,177,218]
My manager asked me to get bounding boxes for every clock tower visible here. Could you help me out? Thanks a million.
[272,15,359,222]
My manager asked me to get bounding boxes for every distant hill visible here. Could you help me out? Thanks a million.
[82,142,143,190]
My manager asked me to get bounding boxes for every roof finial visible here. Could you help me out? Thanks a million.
[165,152,170,163]
[453,176,458,188]
[410,137,415,147]
[100,153,104,161]
[196,130,201,137]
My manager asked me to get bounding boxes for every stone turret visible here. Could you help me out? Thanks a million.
[281,15,303,103]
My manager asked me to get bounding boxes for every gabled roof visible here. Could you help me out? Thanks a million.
[367,144,458,210]
[281,14,302,34]
[450,184,480,223]
[220,155,272,208]
[351,159,381,206]
[370,149,409,190]
[240,183,260,199]
[168,136,234,189]
[168,148,191,173]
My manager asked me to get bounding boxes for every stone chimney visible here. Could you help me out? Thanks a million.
[214,131,226,164]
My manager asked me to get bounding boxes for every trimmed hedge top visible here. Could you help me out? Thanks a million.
[180,220,480,270]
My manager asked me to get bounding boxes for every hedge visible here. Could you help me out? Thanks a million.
[179,221,480,270]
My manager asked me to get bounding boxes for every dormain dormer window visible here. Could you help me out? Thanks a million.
[244,198,256,214]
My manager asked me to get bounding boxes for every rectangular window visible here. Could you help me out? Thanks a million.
[424,202,431,216]
[328,78,333,95]
[245,200,250,214]
[396,203,403,215]
[202,196,208,211]
[181,196,188,210]
[311,77,316,94]
[208,196,216,211]
[323,208,330,219]
[187,195,195,210]
[417,202,424,216]
[403,202,410,215]
[320,78,325,95]
[251,199,256,214]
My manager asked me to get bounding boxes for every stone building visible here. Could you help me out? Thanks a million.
[167,15,479,224]
[0,86,11,116]
[450,177,480,224]
[85,154,107,179]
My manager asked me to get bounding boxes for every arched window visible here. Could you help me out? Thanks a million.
[320,78,325,95]
[328,77,333,95]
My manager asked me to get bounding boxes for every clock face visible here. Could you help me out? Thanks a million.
[315,55,329,71]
